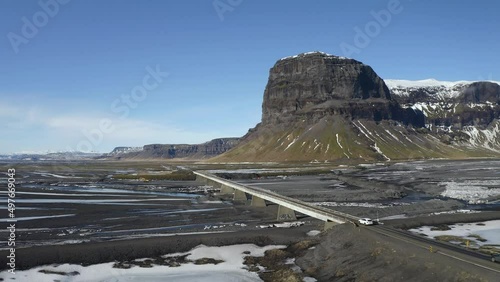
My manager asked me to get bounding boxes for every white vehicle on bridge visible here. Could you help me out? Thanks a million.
[358,218,374,226]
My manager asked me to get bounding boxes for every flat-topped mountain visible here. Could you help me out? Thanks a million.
[212,52,500,162]
[264,52,390,124]
[262,52,423,127]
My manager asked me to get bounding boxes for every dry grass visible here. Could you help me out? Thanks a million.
[434,235,469,245]
[468,234,487,242]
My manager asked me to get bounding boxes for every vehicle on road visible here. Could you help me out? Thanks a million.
[492,254,500,263]
[359,218,374,225]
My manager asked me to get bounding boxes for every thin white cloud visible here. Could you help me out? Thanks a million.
[46,116,105,130]
[0,102,223,153]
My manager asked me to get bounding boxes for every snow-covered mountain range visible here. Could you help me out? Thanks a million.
[386,79,500,153]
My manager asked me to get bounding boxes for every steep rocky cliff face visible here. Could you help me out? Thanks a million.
[262,52,422,127]
[106,138,239,160]
[213,52,500,162]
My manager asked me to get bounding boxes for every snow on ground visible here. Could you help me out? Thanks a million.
[0,244,286,282]
[409,220,500,246]
[258,221,305,229]
[307,230,321,237]
[440,180,500,203]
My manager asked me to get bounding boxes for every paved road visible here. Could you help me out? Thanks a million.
[369,224,500,274]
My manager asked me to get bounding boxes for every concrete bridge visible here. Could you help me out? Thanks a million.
[194,171,360,230]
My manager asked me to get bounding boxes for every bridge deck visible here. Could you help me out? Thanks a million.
[194,171,359,224]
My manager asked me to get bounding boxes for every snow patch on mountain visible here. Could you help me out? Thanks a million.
[279,51,350,61]
[386,79,500,99]
[463,122,500,152]
[386,79,475,89]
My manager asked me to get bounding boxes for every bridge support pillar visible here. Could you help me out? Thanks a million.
[251,195,267,207]
[233,189,247,202]
[220,184,235,195]
[323,221,337,231]
[277,205,296,221]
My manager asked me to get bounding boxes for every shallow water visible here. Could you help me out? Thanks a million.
[0,179,230,249]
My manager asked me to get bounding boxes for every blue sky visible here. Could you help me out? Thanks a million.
[1,0,499,154]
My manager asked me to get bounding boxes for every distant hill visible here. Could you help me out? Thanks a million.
[0,151,101,161]
[103,138,239,160]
